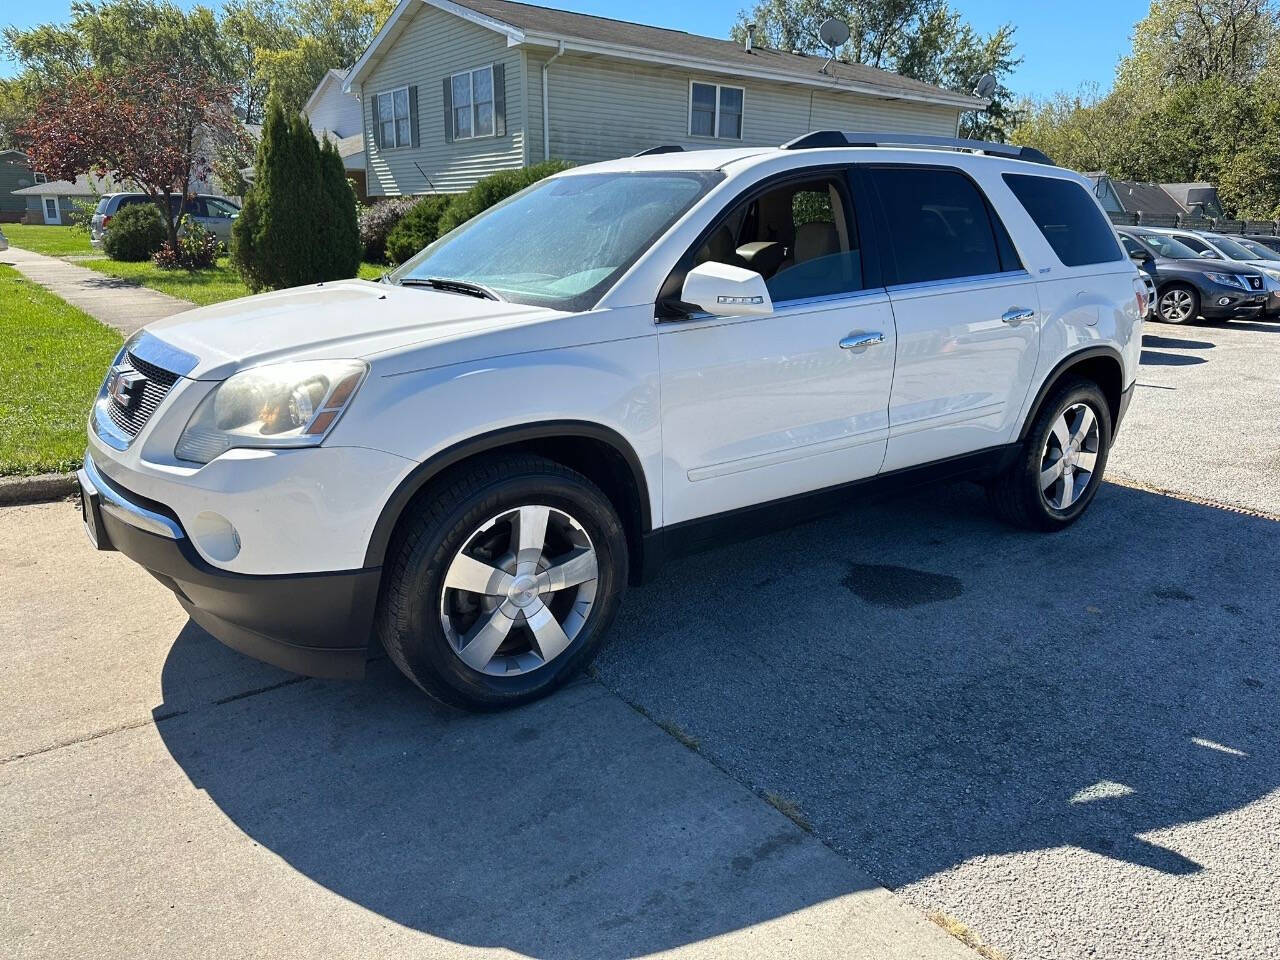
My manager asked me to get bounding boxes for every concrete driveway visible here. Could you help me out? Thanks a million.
[3,320,1278,959]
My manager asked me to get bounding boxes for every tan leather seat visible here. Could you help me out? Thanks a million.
[794,220,839,263]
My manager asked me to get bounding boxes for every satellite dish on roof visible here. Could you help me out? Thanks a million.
[818,17,851,49]
[974,73,998,99]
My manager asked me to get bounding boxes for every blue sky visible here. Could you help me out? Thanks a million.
[0,0,1148,98]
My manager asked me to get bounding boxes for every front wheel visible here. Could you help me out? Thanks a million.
[987,378,1113,531]
[376,454,629,710]
[1156,284,1199,324]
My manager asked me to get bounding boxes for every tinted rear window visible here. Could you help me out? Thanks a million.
[94,197,111,214]
[1003,174,1123,267]
[868,167,1022,285]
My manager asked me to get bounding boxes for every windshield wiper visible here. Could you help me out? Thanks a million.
[398,276,503,301]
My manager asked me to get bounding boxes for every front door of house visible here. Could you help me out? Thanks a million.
[43,198,61,224]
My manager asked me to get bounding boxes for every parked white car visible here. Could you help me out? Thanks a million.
[89,193,240,248]
[78,133,1146,709]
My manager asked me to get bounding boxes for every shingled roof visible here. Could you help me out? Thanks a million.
[350,0,984,110]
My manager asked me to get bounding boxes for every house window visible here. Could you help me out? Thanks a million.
[34,172,47,184]
[376,86,411,148]
[689,82,744,140]
[451,65,495,139]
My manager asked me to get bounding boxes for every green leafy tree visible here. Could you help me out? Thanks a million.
[730,0,1020,138]
[255,0,395,114]
[1012,0,1280,218]
[220,0,298,124]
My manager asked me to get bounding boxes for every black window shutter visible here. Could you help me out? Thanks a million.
[442,77,454,143]
[370,95,381,149]
[493,63,506,138]
[408,86,420,148]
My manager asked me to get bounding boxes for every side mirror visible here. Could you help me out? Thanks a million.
[680,261,774,317]
[1128,249,1150,263]
[1199,250,1216,258]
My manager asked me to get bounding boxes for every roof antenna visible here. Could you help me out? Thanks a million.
[817,18,850,74]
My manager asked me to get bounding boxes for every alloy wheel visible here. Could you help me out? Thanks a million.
[1039,403,1100,511]
[439,505,598,676]
[1159,288,1195,322]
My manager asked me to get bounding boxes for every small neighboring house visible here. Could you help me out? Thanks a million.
[344,0,985,198]
[11,171,121,225]
[1088,174,1224,221]
[1,150,41,222]
[304,67,368,198]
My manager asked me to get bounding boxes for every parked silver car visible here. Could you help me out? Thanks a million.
[89,193,240,248]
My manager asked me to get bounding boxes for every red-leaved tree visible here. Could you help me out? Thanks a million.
[21,62,241,248]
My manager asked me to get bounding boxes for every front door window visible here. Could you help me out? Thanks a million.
[43,198,61,224]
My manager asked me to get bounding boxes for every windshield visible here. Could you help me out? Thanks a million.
[1136,233,1203,260]
[1205,233,1262,261]
[391,171,722,311]
[1237,238,1280,261]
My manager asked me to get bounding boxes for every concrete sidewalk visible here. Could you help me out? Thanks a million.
[2,244,192,336]
[0,502,975,960]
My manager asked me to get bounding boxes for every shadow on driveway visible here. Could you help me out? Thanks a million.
[152,481,1279,955]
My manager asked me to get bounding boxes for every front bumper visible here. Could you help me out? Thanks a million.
[78,455,379,679]
[1200,289,1266,319]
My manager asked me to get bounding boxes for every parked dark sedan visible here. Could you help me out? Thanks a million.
[1241,235,1280,254]
[1116,228,1267,323]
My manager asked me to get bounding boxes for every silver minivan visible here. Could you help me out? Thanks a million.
[90,193,241,248]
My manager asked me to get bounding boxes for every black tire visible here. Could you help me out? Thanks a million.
[1156,283,1200,324]
[376,453,628,710]
[987,377,1113,532]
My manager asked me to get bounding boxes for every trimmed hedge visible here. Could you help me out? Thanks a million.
[385,195,451,265]
[379,160,574,265]
[435,159,572,236]
[104,202,167,262]
[358,197,416,263]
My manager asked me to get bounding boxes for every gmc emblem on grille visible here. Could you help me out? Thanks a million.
[107,365,147,409]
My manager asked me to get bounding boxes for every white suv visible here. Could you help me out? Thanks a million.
[79,133,1146,710]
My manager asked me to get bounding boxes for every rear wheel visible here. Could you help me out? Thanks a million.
[987,378,1112,531]
[377,454,628,710]
[1157,284,1199,324]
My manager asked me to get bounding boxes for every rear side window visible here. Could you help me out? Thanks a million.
[868,167,1021,286]
[94,197,111,214]
[1003,174,1123,267]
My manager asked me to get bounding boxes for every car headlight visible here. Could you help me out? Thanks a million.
[1205,272,1245,289]
[176,360,367,464]
[1260,267,1280,284]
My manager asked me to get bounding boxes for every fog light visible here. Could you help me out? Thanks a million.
[1218,297,1231,306]
[190,511,241,562]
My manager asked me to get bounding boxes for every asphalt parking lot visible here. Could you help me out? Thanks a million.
[3,319,1278,960]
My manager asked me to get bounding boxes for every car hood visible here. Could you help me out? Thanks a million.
[143,279,561,380]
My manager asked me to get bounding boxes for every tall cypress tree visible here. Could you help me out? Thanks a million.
[231,98,334,291]
[318,135,361,281]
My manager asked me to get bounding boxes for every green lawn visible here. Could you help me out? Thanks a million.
[0,265,122,477]
[82,256,387,306]
[4,223,95,257]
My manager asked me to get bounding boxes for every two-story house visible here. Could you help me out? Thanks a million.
[345,0,985,197]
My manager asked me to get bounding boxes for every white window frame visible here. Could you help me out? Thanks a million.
[34,172,47,184]
[450,64,496,141]
[688,80,745,141]
[376,85,411,149]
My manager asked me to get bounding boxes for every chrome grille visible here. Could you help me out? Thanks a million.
[105,349,180,437]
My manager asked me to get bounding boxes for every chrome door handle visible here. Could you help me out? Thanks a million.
[839,331,885,350]
[1002,307,1036,326]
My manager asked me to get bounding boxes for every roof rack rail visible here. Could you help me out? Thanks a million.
[632,145,685,156]
[780,131,1055,166]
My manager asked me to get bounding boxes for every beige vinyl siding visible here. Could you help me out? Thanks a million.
[525,52,960,164]
[361,4,525,195]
